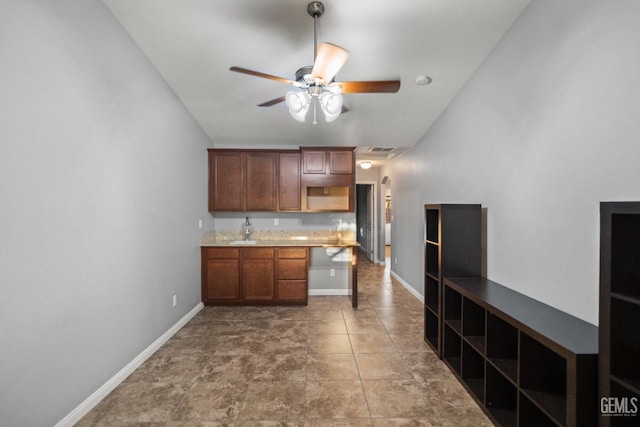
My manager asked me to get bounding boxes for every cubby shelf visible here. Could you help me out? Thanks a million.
[423,204,481,357]
[600,202,640,427]
[443,277,598,427]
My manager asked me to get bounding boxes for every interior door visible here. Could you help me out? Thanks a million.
[356,184,374,262]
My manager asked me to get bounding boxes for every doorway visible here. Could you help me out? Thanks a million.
[356,183,375,262]
[382,176,391,266]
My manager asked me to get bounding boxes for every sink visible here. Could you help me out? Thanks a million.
[230,240,257,245]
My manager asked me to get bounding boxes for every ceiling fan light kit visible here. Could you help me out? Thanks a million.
[230,1,400,124]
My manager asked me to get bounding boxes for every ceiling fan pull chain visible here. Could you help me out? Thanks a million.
[313,101,318,125]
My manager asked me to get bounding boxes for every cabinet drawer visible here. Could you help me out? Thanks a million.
[278,248,308,259]
[205,248,240,259]
[243,248,275,259]
[277,280,307,301]
[278,259,307,280]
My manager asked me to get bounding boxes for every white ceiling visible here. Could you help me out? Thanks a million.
[103,0,530,164]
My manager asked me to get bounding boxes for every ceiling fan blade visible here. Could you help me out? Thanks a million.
[311,43,350,84]
[338,80,401,94]
[257,96,286,107]
[230,66,301,87]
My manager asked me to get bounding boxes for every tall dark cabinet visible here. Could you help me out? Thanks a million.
[424,204,481,356]
[600,202,640,426]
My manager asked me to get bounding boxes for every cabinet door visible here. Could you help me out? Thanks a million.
[243,258,275,301]
[210,151,244,211]
[246,152,277,211]
[329,150,353,174]
[302,150,326,174]
[242,248,275,301]
[204,258,240,302]
[278,152,301,211]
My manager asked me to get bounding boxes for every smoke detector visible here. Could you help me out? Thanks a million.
[416,75,433,86]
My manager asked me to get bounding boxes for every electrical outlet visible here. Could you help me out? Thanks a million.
[198,219,202,229]
[394,257,398,265]
[330,268,336,277]
[172,294,177,307]
[274,218,279,226]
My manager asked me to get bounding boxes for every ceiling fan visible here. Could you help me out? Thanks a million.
[230,1,401,124]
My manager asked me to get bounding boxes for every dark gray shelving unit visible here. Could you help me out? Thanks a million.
[423,204,481,356]
[600,202,640,427]
[443,276,598,427]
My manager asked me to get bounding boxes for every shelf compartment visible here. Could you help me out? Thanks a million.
[610,213,640,301]
[444,286,462,324]
[425,208,439,243]
[519,393,559,427]
[443,323,462,375]
[463,298,486,355]
[425,242,439,278]
[486,313,518,383]
[520,333,567,426]
[486,363,517,427]
[462,341,485,402]
[424,307,439,352]
[610,297,640,388]
[425,274,439,314]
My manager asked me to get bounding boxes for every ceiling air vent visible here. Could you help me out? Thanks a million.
[368,147,396,153]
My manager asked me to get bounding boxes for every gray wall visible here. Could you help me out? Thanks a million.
[382,0,640,325]
[0,1,212,425]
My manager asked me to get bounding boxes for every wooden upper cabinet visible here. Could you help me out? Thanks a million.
[329,151,353,174]
[209,151,244,211]
[301,147,355,177]
[302,150,327,174]
[208,148,353,212]
[208,150,284,212]
[245,152,277,211]
[278,152,301,211]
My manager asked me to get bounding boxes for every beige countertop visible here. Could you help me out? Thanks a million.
[200,229,359,248]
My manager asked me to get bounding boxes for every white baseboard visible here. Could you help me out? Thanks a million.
[309,289,349,296]
[375,258,386,266]
[390,270,424,304]
[55,302,204,427]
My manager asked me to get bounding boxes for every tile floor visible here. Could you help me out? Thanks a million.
[77,253,492,426]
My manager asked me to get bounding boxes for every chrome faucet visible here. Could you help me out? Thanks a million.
[243,217,253,241]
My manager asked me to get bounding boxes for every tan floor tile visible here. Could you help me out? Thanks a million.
[306,419,373,426]
[96,382,188,424]
[237,381,305,422]
[355,353,413,380]
[372,418,438,426]
[308,334,353,353]
[78,255,488,426]
[349,334,397,353]
[172,382,247,422]
[306,353,360,380]
[308,319,348,335]
[252,353,306,381]
[200,355,257,382]
[345,318,388,335]
[305,380,370,419]
[389,334,432,353]
[125,354,207,385]
[361,379,432,419]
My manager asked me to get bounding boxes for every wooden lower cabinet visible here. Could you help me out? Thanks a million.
[242,248,275,301]
[202,246,308,305]
[277,248,308,302]
[202,248,240,302]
